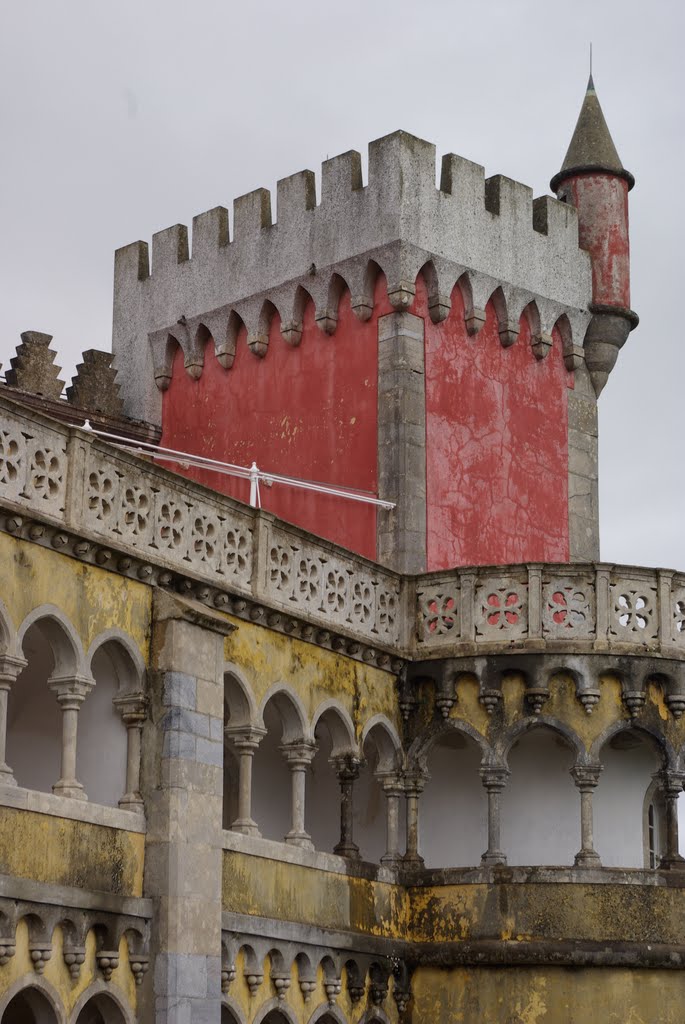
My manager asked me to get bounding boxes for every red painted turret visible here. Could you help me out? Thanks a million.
[551,75,638,395]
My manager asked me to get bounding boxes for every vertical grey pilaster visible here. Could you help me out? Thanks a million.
[568,363,600,560]
[143,591,235,1024]
[571,764,602,867]
[377,311,427,574]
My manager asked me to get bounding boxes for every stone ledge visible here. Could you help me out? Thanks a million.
[0,784,146,833]
[0,873,152,918]
[221,830,396,882]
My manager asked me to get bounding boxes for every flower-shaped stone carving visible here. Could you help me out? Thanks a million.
[87,470,116,523]
[377,590,397,637]
[121,486,150,539]
[192,514,217,564]
[543,581,592,636]
[351,580,373,626]
[30,447,62,499]
[224,528,249,575]
[158,500,187,551]
[613,589,654,635]
[270,546,291,592]
[421,591,458,638]
[326,569,348,616]
[297,558,320,604]
[485,590,522,627]
[0,430,20,486]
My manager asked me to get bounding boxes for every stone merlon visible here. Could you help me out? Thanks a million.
[112,130,593,424]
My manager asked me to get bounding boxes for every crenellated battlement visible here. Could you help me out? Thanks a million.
[112,131,593,424]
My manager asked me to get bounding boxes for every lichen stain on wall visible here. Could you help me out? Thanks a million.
[224,617,399,735]
[0,807,144,896]
[223,851,407,938]
[411,966,685,1023]
[0,532,151,658]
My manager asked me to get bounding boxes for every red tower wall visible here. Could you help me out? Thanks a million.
[418,278,572,570]
[562,174,630,308]
[161,280,392,560]
[161,273,572,571]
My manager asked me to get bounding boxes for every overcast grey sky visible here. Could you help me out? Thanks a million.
[0,0,682,569]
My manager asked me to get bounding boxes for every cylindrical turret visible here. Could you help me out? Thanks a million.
[551,75,638,395]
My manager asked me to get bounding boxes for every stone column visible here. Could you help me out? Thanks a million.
[571,765,602,867]
[660,771,685,870]
[142,591,234,1024]
[49,674,94,800]
[0,653,27,786]
[282,741,316,849]
[377,311,427,574]
[226,726,265,836]
[113,692,148,811]
[332,754,361,859]
[403,770,427,868]
[480,765,510,866]
[379,773,404,867]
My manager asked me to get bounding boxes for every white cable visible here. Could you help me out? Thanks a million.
[82,420,395,511]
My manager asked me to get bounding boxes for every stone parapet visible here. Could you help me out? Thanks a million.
[112,131,593,423]
[1,395,685,674]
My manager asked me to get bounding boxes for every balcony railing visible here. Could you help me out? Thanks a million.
[1,393,684,662]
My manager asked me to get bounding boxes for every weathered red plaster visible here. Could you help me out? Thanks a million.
[419,277,572,570]
[161,280,391,559]
[563,174,630,307]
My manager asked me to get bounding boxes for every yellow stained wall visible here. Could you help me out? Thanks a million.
[223,851,685,946]
[223,617,400,738]
[223,850,406,937]
[0,531,151,658]
[411,965,685,1024]
[0,807,144,896]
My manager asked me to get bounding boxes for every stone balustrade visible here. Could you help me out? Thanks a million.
[1,393,685,664]
[415,563,685,658]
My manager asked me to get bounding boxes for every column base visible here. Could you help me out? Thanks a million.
[380,852,402,868]
[53,780,87,800]
[402,853,424,869]
[285,831,314,850]
[0,765,16,788]
[574,848,601,867]
[334,841,360,860]
[231,819,261,837]
[118,793,144,812]
[481,851,507,866]
[659,854,685,871]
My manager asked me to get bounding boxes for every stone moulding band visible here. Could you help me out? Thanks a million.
[1,394,685,668]
[222,913,685,974]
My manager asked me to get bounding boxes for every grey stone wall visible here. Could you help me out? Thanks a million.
[377,311,426,574]
[142,591,232,1024]
[112,131,592,426]
[568,362,600,560]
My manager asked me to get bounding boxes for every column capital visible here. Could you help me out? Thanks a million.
[661,770,685,797]
[480,764,510,791]
[48,674,94,708]
[330,752,362,781]
[0,654,27,687]
[282,740,317,767]
[570,764,603,791]
[402,767,429,794]
[226,725,266,753]
[113,691,148,726]
[377,771,404,796]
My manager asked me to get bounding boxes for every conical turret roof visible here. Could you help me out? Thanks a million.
[550,76,634,192]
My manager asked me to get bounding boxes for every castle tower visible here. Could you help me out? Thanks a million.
[551,74,639,395]
[1,76,684,1024]
[112,125,606,571]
